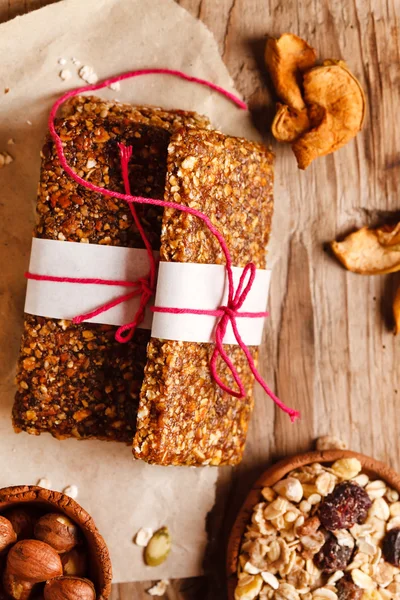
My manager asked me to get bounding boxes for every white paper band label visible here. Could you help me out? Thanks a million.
[25,238,271,345]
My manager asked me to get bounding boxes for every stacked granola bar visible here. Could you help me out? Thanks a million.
[14,96,274,466]
[14,97,210,442]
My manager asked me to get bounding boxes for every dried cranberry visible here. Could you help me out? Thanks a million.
[382,527,400,566]
[314,533,353,573]
[318,481,372,530]
[336,575,363,600]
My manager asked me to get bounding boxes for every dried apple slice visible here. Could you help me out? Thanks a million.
[393,286,400,335]
[331,224,400,275]
[376,222,400,248]
[271,103,310,142]
[265,33,317,111]
[293,60,366,169]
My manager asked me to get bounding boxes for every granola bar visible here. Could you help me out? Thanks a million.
[133,128,274,466]
[13,97,210,441]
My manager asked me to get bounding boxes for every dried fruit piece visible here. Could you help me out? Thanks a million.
[271,104,310,143]
[265,33,317,111]
[382,527,400,566]
[337,575,363,600]
[314,532,354,573]
[331,224,400,275]
[292,60,365,169]
[393,285,400,335]
[318,481,372,530]
[144,527,171,567]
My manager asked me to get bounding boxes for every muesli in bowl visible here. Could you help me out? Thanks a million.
[231,452,400,600]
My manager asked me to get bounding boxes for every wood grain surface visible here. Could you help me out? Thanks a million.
[1,0,399,599]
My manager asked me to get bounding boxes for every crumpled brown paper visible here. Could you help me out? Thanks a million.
[0,0,264,583]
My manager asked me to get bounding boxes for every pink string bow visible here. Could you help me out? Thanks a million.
[29,67,300,421]
[152,262,270,399]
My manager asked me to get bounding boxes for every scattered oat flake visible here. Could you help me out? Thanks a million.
[86,158,97,169]
[63,485,78,499]
[60,69,72,81]
[316,435,347,451]
[58,58,67,65]
[72,57,81,66]
[79,65,98,84]
[26,120,32,126]
[147,580,169,596]
[7,138,15,145]
[135,527,153,547]
[108,81,121,91]
[37,477,52,489]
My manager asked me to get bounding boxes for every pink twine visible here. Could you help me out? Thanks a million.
[27,67,299,420]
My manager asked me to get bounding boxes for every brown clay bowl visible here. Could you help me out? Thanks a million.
[0,485,112,599]
[226,449,400,600]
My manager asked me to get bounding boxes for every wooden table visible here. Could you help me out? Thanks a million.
[1,0,399,598]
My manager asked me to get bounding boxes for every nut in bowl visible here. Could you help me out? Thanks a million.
[0,486,112,599]
[227,450,400,600]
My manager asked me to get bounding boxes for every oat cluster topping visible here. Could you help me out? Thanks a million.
[236,459,400,600]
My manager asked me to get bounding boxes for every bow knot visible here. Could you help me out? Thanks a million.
[114,276,154,343]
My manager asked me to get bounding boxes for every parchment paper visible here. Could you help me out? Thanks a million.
[0,0,264,583]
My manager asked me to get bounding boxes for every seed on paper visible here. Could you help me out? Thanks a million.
[58,57,67,65]
[79,65,98,84]
[108,81,120,91]
[37,477,52,489]
[135,527,154,547]
[63,485,78,499]
[60,69,72,81]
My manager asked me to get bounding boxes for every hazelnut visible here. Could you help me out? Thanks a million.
[7,539,63,583]
[61,547,87,577]
[3,508,36,540]
[3,569,35,600]
[0,516,17,552]
[44,576,96,600]
[34,514,79,553]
